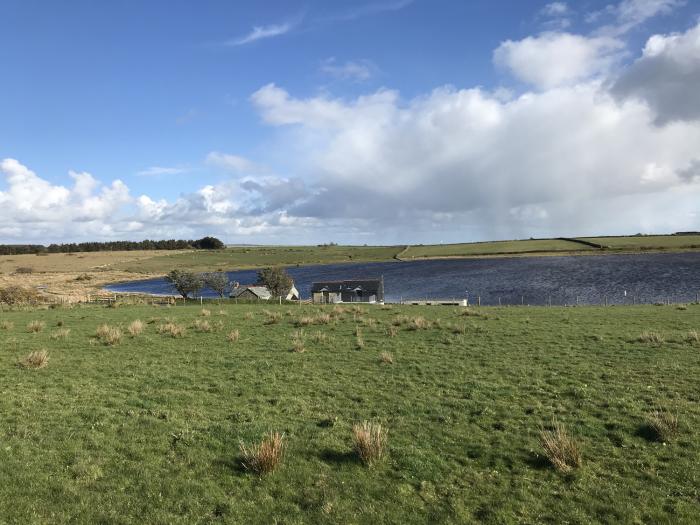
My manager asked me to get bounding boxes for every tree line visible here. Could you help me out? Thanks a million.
[165,266,293,300]
[0,236,224,255]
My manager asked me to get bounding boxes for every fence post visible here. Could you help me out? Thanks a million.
[477,296,481,307]
[604,296,608,307]
[521,296,524,306]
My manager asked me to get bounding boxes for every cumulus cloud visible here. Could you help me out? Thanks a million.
[250,75,700,239]
[0,159,131,240]
[612,22,700,124]
[494,32,624,88]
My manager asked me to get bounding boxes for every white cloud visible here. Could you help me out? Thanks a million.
[249,78,700,239]
[0,159,132,239]
[205,152,266,175]
[320,58,375,81]
[226,22,293,46]
[542,2,569,17]
[612,22,700,124]
[137,166,188,176]
[591,0,684,35]
[494,32,624,89]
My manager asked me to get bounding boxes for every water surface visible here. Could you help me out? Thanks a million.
[105,252,700,305]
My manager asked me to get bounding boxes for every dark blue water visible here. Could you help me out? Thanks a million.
[105,252,700,305]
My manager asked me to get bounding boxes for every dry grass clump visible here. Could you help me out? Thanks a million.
[352,421,388,467]
[95,324,122,346]
[379,351,394,364]
[193,319,212,332]
[227,329,240,343]
[296,316,314,327]
[387,325,398,337]
[1,320,14,330]
[27,320,46,333]
[684,330,699,344]
[380,304,393,310]
[18,350,49,369]
[291,330,305,352]
[244,311,254,320]
[50,328,71,340]
[310,330,328,344]
[645,408,679,442]
[127,319,144,336]
[315,313,332,325]
[264,311,282,325]
[200,308,211,317]
[157,322,186,338]
[407,316,431,330]
[239,432,285,475]
[355,327,365,349]
[392,315,410,327]
[450,323,466,335]
[540,421,582,473]
[217,309,228,316]
[637,331,665,345]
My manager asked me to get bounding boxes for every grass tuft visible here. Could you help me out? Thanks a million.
[19,350,49,369]
[193,319,212,332]
[291,330,305,352]
[239,432,285,475]
[227,329,240,343]
[637,331,665,345]
[157,322,186,338]
[310,331,328,344]
[684,329,699,344]
[1,320,15,330]
[540,421,582,473]
[200,308,211,317]
[352,421,388,467]
[407,316,431,330]
[50,328,71,340]
[95,324,122,346]
[645,408,679,442]
[379,351,394,364]
[27,320,45,333]
[127,319,144,336]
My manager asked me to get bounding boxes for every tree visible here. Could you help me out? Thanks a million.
[192,236,225,250]
[203,272,232,298]
[256,266,293,298]
[164,270,204,299]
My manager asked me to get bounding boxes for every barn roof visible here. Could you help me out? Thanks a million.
[310,278,383,293]
[230,285,272,299]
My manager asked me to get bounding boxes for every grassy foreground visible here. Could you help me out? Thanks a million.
[1,303,699,523]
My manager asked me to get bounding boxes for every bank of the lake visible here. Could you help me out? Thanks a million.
[106,251,700,306]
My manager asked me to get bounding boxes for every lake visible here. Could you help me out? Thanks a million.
[104,252,700,305]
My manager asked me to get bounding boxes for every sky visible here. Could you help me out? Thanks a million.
[1,0,700,245]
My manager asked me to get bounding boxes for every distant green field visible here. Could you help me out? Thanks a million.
[114,245,403,274]
[0,303,698,523]
[580,235,700,250]
[400,238,594,259]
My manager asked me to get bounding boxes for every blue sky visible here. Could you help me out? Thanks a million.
[1,0,700,244]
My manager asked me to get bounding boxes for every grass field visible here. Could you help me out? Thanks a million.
[113,245,403,274]
[1,302,698,523]
[580,235,700,250]
[400,239,595,259]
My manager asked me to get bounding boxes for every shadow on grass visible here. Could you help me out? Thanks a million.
[213,456,247,474]
[319,448,357,465]
[524,452,551,470]
[635,424,660,443]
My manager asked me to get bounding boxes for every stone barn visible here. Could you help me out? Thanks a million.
[310,278,384,304]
